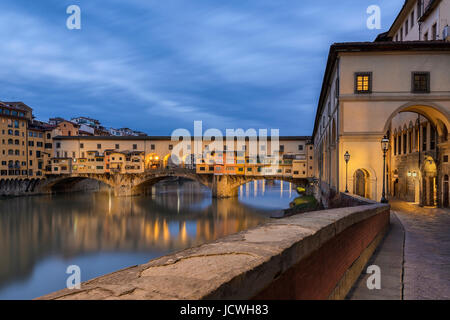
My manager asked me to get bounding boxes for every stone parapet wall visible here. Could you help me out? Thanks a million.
[38,195,390,300]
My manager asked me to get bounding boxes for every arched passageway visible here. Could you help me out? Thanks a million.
[353,169,370,198]
[384,102,449,207]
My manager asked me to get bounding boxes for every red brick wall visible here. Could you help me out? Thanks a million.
[254,209,390,300]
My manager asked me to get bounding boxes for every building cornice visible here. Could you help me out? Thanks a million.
[339,93,450,101]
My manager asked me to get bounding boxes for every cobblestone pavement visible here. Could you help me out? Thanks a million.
[390,200,450,300]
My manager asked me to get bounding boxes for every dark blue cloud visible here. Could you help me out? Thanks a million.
[0,0,403,135]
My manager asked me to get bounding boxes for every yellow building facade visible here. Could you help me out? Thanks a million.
[313,41,450,207]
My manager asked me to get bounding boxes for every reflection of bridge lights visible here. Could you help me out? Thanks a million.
[154,220,160,240]
[108,191,112,214]
[163,220,170,242]
[180,222,187,244]
[145,224,152,239]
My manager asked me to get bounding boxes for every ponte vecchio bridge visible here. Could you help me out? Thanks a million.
[0,135,314,197]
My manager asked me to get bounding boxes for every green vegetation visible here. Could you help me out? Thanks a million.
[296,186,306,194]
[287,195,318,216]
[292,195,316,207]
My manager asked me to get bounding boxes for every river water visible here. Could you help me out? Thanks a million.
[0,179,298,299]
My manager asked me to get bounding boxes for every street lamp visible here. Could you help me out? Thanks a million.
[344,151,350,193]
[381,135,389,203]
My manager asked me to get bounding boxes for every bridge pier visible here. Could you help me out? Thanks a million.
[113,184,141,197]
[212,175,239,198]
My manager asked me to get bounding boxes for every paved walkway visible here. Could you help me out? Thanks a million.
[392,200,450,300]
[348,200,450,300]
[346,212,404,300]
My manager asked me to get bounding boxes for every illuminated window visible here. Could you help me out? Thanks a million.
[355,72,372,94]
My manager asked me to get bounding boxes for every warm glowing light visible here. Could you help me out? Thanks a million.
[381,135,389,152]
[154,221,160,240]
[344,151,350,163]
[163,220,170,242]
[180,222,187,243]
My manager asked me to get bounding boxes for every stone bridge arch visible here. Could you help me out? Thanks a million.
[212,174,310,198]
[127,169,214,197]
[40,174,117,194]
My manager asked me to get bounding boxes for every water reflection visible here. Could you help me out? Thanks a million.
[0,179,296,299]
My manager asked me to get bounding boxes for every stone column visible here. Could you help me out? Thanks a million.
[212,175,239,198]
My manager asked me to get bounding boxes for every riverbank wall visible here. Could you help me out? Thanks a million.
[0,178,105,197]
[38,193,389,300]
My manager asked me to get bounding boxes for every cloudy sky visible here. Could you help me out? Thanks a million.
[0,0,404,135]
